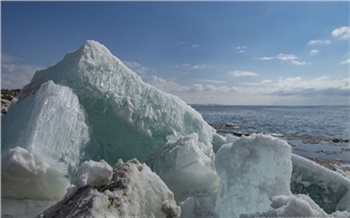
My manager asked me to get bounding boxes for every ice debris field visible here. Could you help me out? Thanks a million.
[1,40,350,218]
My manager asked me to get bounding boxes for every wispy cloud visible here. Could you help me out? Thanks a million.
[149,76,187,93]
[340,59,350,64]
[175,63,210,70]
[229,70,258,77]
[275,53,298,61]
[192,44,200,49]
[274,76,350,96]
[123,61,150,76]
[255,54,309,65]
[148,75,349,105]
[307,39,331,45]
[310,49,320,55]
[332,26,350,40]
[1,53,44,89]
[291,60,309,66]
[2,53,25,63]
[149,76,235,95]
[235,46,247,53]
[254,56,274,61]
[2,64,42,74]
[198,79,226,84]
[275,54,309,65]
[261,79,273,84]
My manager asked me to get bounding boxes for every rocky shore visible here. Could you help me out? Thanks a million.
[1,89,20,115]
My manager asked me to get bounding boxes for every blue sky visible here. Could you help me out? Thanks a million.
[2,2,349,105]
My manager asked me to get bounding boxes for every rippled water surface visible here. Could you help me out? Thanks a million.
[192,105,350,139]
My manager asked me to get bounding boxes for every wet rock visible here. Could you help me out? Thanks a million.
[233,132,250,137]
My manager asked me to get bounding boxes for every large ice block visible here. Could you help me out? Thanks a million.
[2,81,90,172]
[215,134,292,218]
[19,40,215,165]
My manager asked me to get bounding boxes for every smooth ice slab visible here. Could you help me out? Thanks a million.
[215,134,292,218]
[1,81,90,217]
[291,154,350,213]
[2,81,90,172]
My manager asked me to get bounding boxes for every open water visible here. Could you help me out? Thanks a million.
[192,105,350,162]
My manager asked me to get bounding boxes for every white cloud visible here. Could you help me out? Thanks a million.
[291,60,309,66]
[307,39,331,45]
[148,74,349,105]
[150,76,234,94]
[148,76,238,104]
[190,64,209,69]
[179,64,191,68]
[275,54,298,61]
[235,46,247,53]
[2,64,42,74]
[192,83,204,92]
[1,53,44,89]
[230,71,258,77]
[192,44,200,49]
[310,49,320,55]
[2,53,25,63]
[332,26,350,40]
[261,79,273,84]
[255,54,309,65]
[2,71,37,89]
[255,56,274,61]
[124,61,150,76]
[275,54,309,66]
[274,76,350,96]
[340,59,350,64]
[149,76,187,93]
[175,63,209,70]
[198,79,226,84]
